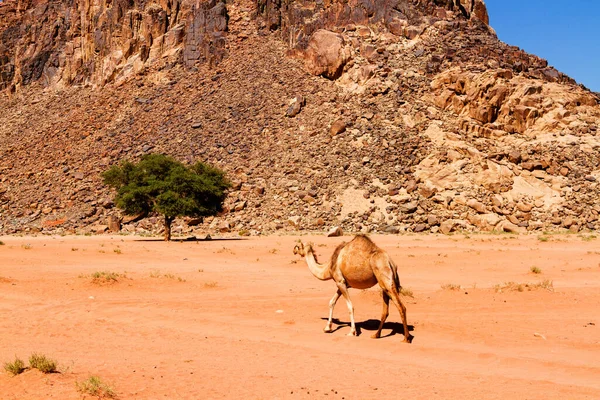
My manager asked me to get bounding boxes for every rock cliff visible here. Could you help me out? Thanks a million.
[1,0,599,236]
[0,0,228,90]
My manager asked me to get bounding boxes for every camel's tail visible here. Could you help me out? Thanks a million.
[389,257,402,291]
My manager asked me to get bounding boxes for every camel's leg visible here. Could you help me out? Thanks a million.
[372,291,390,339]
[337,284,357,336]
[324,289,342,333]
[370,253,412,342]
[389,289,412,343]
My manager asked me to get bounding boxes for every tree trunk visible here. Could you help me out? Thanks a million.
[164,216,173,241]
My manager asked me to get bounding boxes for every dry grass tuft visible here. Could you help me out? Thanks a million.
[76,376,116,398]
[150,270,186,281]
[4,357,26,376]
[494,280,554,293]
[29,353,57,373]
[441,283,461,291]
[87,271,124,284]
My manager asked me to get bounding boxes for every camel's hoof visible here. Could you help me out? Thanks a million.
[404,334,414,343]
[323,327,333,333]
[347,330,358,337]
[371,333,381,339]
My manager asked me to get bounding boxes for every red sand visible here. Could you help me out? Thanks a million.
[0,233,599,399]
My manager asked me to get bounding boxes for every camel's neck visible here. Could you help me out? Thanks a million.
[304,246,332,281]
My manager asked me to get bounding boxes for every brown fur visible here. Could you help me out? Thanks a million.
[328,241,347,273]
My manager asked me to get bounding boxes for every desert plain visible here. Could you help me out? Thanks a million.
[0,232,599,399]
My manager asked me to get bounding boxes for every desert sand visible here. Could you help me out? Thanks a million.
[0,233,599,399]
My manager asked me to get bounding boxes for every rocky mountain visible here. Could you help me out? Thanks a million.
[1,0,599,236]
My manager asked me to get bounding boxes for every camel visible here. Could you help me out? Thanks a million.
[293,234,412,342]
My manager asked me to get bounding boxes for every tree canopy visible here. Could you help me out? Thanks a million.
[102,154,230,240]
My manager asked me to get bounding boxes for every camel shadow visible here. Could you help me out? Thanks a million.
[321,318,414,339]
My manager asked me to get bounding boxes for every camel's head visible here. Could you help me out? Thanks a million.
[293,241,306,257]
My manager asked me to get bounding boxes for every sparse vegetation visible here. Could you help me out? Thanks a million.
[150,270,185,281]
[21,243,32,250]
[441,283,461,291]
[216,247,235,254]
[71,247,79,251]
[87,271,123,284]
[0,240,5,245]
[76,376,116,398]
[150,270,161,278]
[113,248,122,254]
[29,353,57,374]
[204,281,218,288]
[4,357,26,376]
[530,266,542,274]
[580,234,597,241]
[494,280,554,293]
[537,236,549,242]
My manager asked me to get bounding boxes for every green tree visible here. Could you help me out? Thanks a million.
[102,154,230,241]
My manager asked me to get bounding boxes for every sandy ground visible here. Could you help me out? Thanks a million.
[0,233,599,399]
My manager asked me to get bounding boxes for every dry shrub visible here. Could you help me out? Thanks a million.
[29,353,57,373]
[76,376,116,398]
[495,280,554,293]
[4,357,26,376]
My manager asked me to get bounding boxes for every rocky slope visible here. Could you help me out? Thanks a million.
[1,0,599,236]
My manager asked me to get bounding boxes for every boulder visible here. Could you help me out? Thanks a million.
[384,225,401,234]
[330,119,347,136]
[303,30,351,80]
[288,216,301,228]
[218,221,231,233]
[327,226,343,237]
[286,95,305,117]
[439,220,457,235]
[398,202,418,214]
[413,223,427,232]
[93,225,109,234]
[498,221,526,234]
[467,199,487,214]
[107,215,121,232]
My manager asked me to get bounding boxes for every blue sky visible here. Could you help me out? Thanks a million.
[486,0,600,92]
